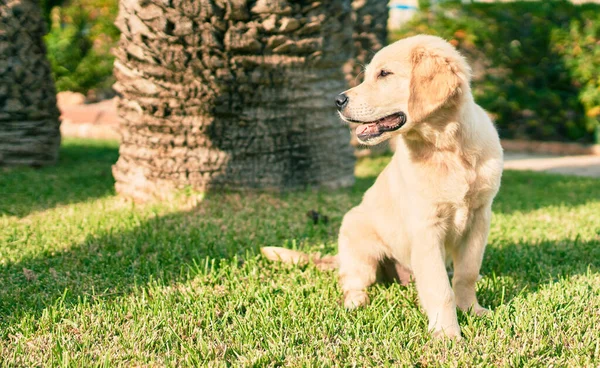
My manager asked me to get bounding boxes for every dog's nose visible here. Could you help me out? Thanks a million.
[335,94,349,110]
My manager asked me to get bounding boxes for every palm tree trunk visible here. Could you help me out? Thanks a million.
[346,0,389,87]
[347,0,390,154]
[0,0,61,166]
[112,0,356,201]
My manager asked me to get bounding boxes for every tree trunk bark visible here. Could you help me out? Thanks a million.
[346,0,390,155]
[346,0,389,88]
[112,0,356,201]
[0,0,61,167]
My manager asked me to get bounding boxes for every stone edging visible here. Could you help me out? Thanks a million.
[353,138,600,158]
[501,139,600,156]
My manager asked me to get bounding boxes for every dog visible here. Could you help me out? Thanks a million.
[264,35,503,339]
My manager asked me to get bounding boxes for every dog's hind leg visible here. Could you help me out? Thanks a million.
[338,209,385,309]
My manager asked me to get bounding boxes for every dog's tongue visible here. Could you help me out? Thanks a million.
[356,115,401,136]
[355,113,407,140]
[356,123,379,137]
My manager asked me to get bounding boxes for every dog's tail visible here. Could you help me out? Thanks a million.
[260,246,414,285]
[260,247,339,271]
[261,247,483,286]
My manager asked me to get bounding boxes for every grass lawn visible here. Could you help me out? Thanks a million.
[1,138,599,366]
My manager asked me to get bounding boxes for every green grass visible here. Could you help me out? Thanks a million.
[1,138,599,366]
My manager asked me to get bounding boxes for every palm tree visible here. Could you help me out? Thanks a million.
[346,0,389,87]
[112,0,357,201]
[0,0,61,166]
[346,0,389,155]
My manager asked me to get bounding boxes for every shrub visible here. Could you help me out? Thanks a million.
[44,0,119,95]
[392,0,600,142]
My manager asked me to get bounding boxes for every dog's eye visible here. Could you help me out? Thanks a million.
[378,69,392,78]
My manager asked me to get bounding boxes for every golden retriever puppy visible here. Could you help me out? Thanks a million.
[334,35,503,338]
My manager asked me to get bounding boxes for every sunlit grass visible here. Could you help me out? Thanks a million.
[1,138,599,366]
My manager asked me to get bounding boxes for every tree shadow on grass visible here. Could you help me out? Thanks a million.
[478,236,600,310]
[2,148,599,330]
[0,139,119,217]
[0,143,372,327]
[2,172,599,330]
[350,161,600,310]
[353,154,600,215]
[0,184,359,327]
[494,170,600,215]
[0,137,374,220]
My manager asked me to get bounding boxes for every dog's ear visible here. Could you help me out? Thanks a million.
[408,47,464,123]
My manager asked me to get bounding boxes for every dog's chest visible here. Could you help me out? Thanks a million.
[442,204,472,242]
[435,160,499,240]
[412,153,477,204]
[412,153,494,232]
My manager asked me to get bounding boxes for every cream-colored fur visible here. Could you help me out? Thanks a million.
[262,35,503,339]
[336,35,503,338]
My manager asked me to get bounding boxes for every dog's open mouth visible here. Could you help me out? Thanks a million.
[355,112,407,142]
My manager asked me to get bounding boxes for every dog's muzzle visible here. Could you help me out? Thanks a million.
[355,112,407,142]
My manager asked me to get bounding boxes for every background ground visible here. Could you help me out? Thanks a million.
[1,138,599,366]
[56,97,600,178]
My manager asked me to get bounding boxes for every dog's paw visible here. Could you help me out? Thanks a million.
[343,291,369,309]
[432,330,462,340]
[431,325,462,340]
[472,304,490,316]
[457,302,491,316]
[429,314,462,340]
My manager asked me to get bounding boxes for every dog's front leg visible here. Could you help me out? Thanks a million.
[411,229,461,338]
[452,206,491,316]
[338,209,381,309]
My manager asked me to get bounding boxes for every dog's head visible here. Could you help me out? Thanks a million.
[336,35,471,145]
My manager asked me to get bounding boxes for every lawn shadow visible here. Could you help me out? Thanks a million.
[479,235,600,310]
[0,184,360,327]
[2,146,599,329]
[179,147,600,217]
[0,139,119,217]
[494,170,600,215]
[0,147,380,327]
[353,163,600,310]
[354,156,600,215]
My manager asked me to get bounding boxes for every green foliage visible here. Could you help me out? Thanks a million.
[392,0,600,142]
[44,0,119,94]
[39,0,64,24]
